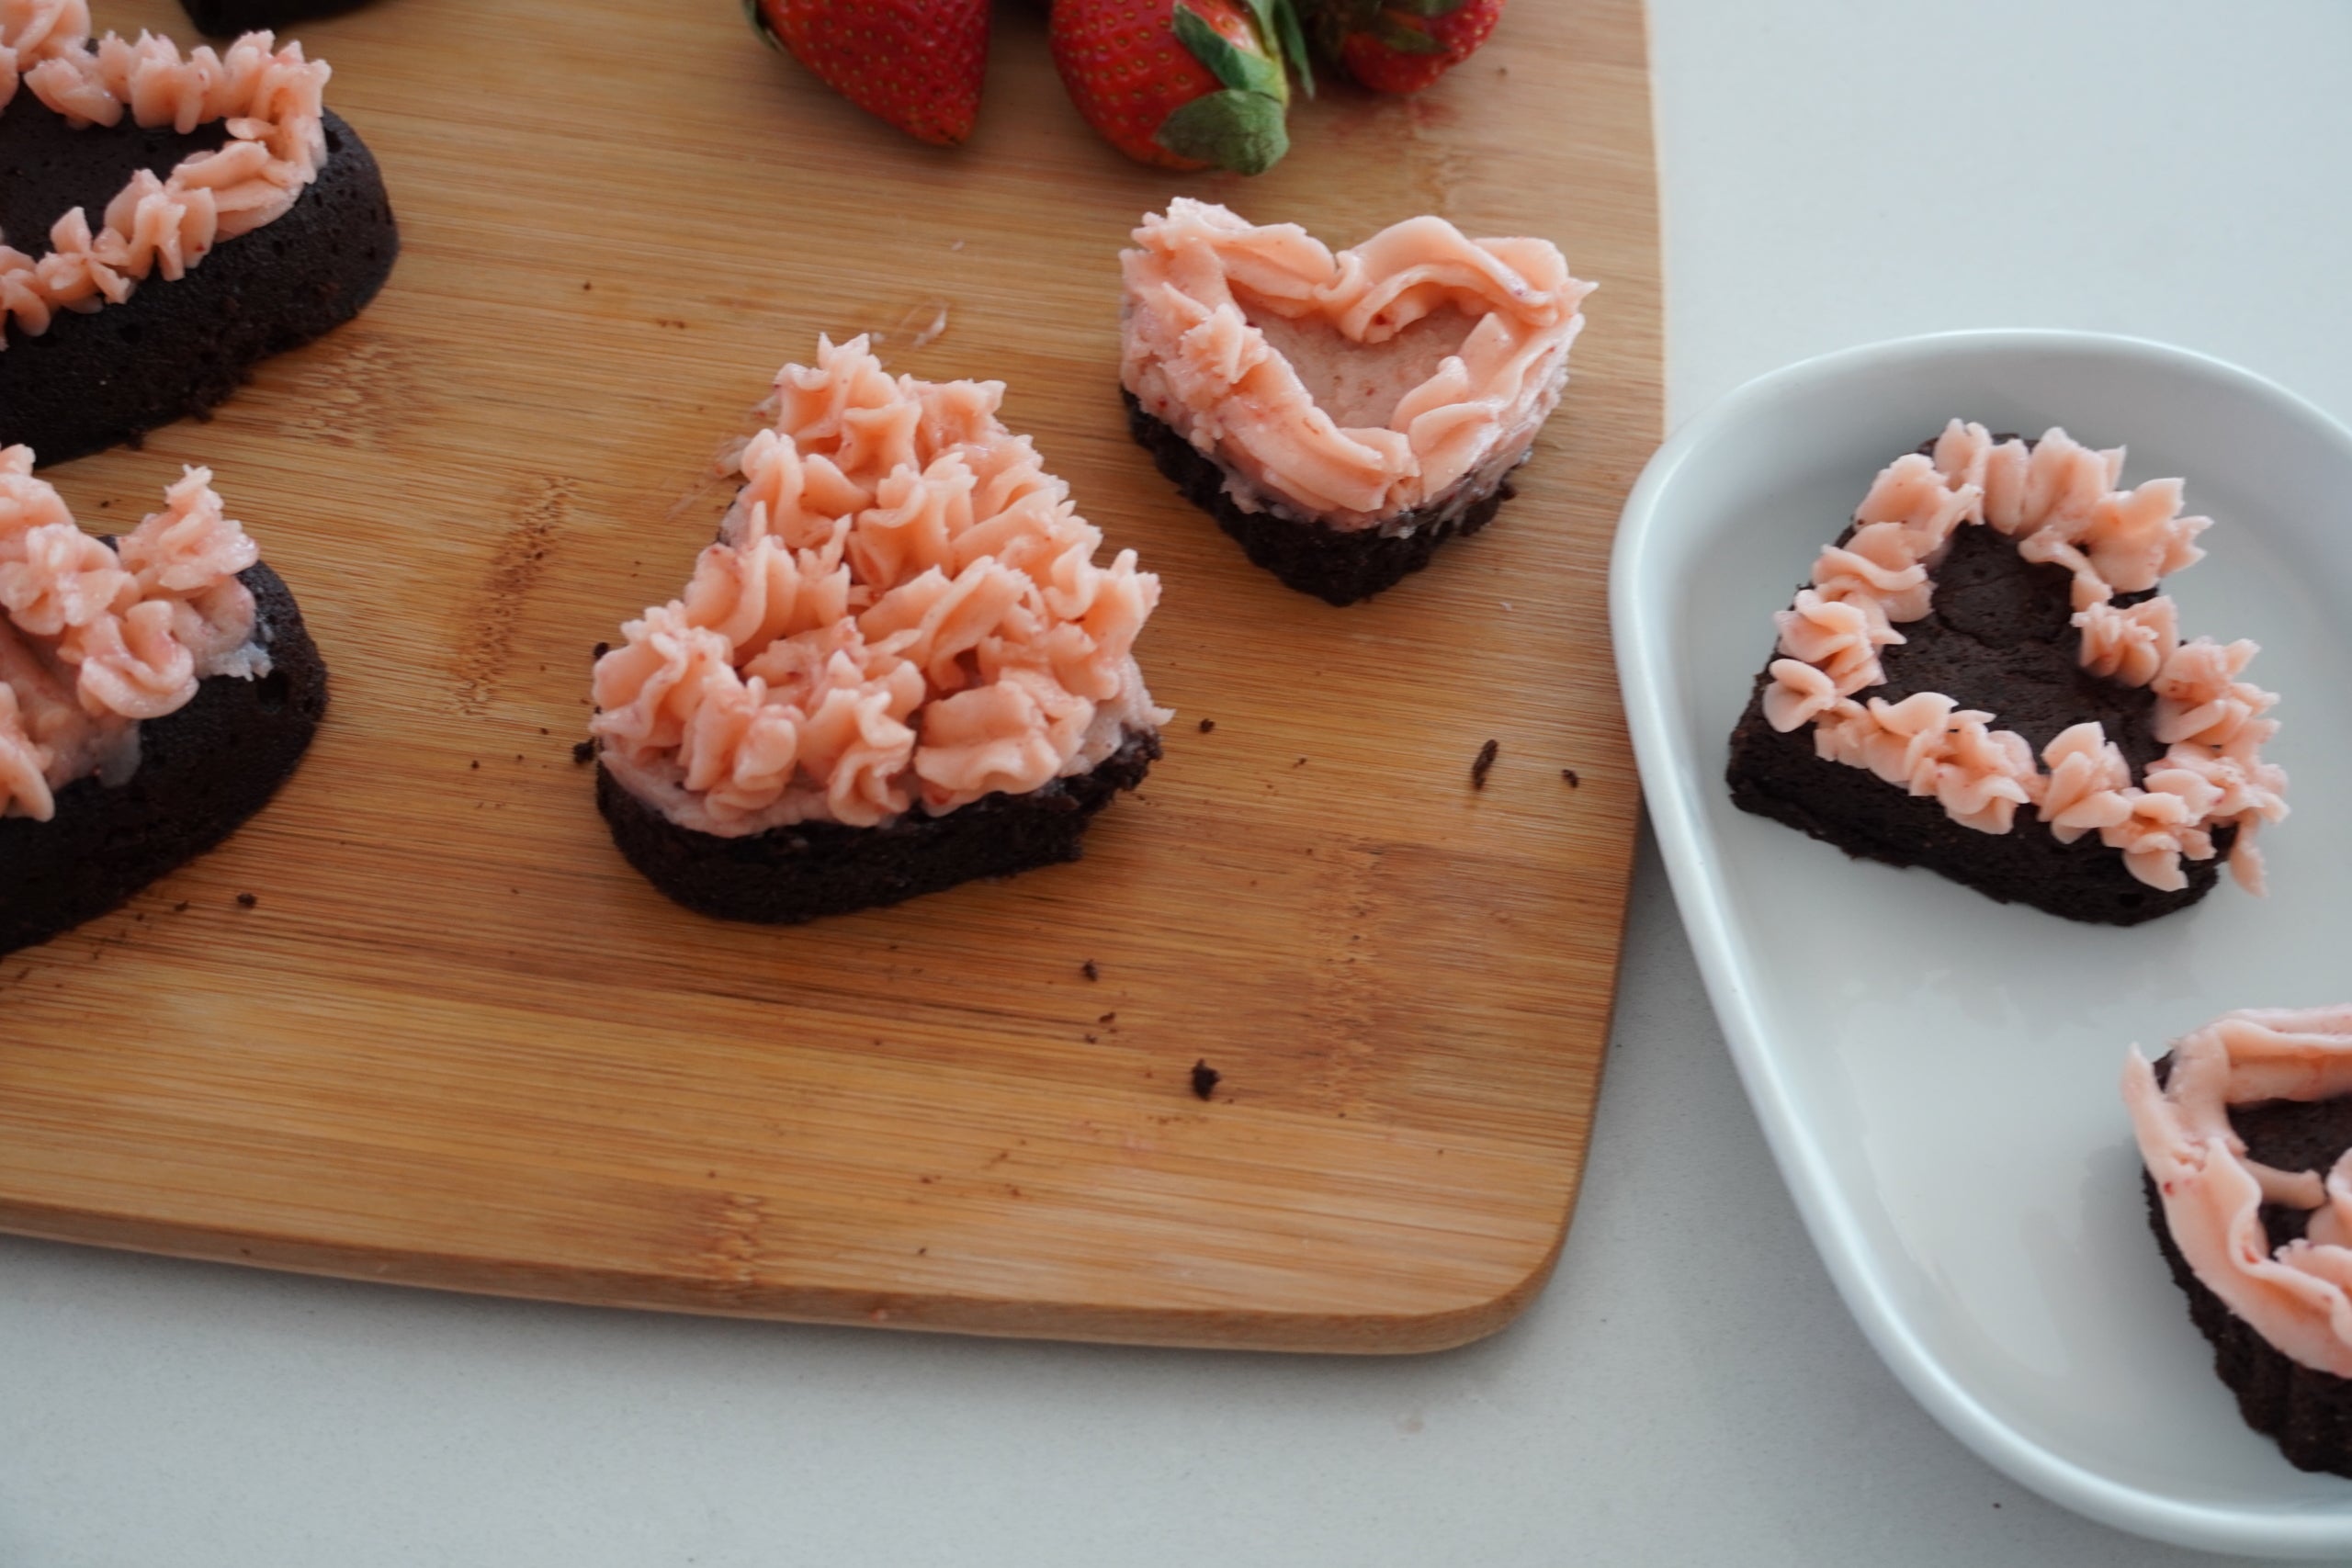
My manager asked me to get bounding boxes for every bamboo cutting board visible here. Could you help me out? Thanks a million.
[3,0,1658,1351]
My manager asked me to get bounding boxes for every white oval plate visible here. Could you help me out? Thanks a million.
[1612,331,2352,1557]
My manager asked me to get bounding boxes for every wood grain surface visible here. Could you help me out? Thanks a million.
[1,0,1660,1351]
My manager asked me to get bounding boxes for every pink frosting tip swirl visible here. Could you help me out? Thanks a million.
[1758,421,2284,892]
[594,337,1168,836]
[2124,1008,2352,1377]
[1119,198,1592,530]
[0,446,266,821]
[0,5,332,348]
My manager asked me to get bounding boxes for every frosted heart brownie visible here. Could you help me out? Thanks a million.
[592,336,1169,924]
[0,446,327,954]
[1725,423,2288,924]
[0,1,399,463]
[2125,1008,2352,1476]
[1120,198,1593,605]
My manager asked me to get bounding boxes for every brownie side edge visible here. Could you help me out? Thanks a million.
[0,559,329,955]
[1123,389,1510,607]
[0,107,401,466]
[598,729,1162,925]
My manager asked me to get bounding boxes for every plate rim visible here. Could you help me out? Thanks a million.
[1611,326,2352,1557]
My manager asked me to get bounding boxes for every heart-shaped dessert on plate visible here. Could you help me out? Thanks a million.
[0,444,328,954]
[0,1,398,464]
[1120,198,1593,605]
[2125,1007,2352,1477]
[591,335,1169,925]
[1726,421,2289,924]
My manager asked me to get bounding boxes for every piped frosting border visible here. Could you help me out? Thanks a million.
[593,335,1169,837]
[0,0,333,348]
[0,443,266,820]
[2125,1008,2352,1378]
[1760,422,2288,893]
[1120,198,1593,531]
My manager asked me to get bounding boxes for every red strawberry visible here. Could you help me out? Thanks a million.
[748,0,990,147]
[1049,0,1311,175]
[1306,0,1501,95]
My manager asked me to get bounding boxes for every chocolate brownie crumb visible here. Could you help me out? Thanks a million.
[1198,718,1216,733]
[1081,959,1099,981]
[1191,1060,1221,1100]
[235,892,257,908]
[594,641,611,661]
[1562,769,1580,788]
[572,739,596,765]
[1471,739,1499,789]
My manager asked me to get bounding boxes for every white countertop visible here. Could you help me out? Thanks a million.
[6,3,2349,1562]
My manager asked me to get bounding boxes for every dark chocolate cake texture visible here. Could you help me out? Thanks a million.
[0,12,399,465]
[592,337,1167,924]
[0,450,326,956]
[2127,1010,2352,1476]
[179,0,375,35]
[1726,421,2287,924]
[1119,198,1592,605]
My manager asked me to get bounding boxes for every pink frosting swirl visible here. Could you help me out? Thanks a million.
[1120,198,1592,529]
[2124,1009,2352,1377]
[1758,422,2284,892]
[2073,597,2178,687]
[594,337,1168,836]
[0,9,331,349]
[0,446,264,820]
[1773,588,1901,696]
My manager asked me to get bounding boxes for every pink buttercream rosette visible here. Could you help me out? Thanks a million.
[0,0,332,347]
[1759,421,2288,894]
[0,444,266,820]
[2126,1009,2352,1377]
[593,337,1170,837]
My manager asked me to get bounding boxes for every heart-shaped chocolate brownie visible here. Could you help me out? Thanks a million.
[0,445,327,955]
[591,336,1168,925]
[1121,198,1593,605]
[2126,1008,2352,1475]
[0,4,398,465]
[1726,422,2288,924]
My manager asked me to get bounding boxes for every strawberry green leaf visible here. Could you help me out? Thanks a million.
[1264,0,1315,97]
[1173,5,1287,100]
[1154,87,1290,175]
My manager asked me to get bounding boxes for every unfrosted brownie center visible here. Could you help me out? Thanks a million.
[1871,523,2167,772]
[0,94,230,261]
[1237,294,1477,431]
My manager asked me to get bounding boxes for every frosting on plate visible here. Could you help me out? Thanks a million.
[1759,422,2288,893]
[2126,1009,2352,1378]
